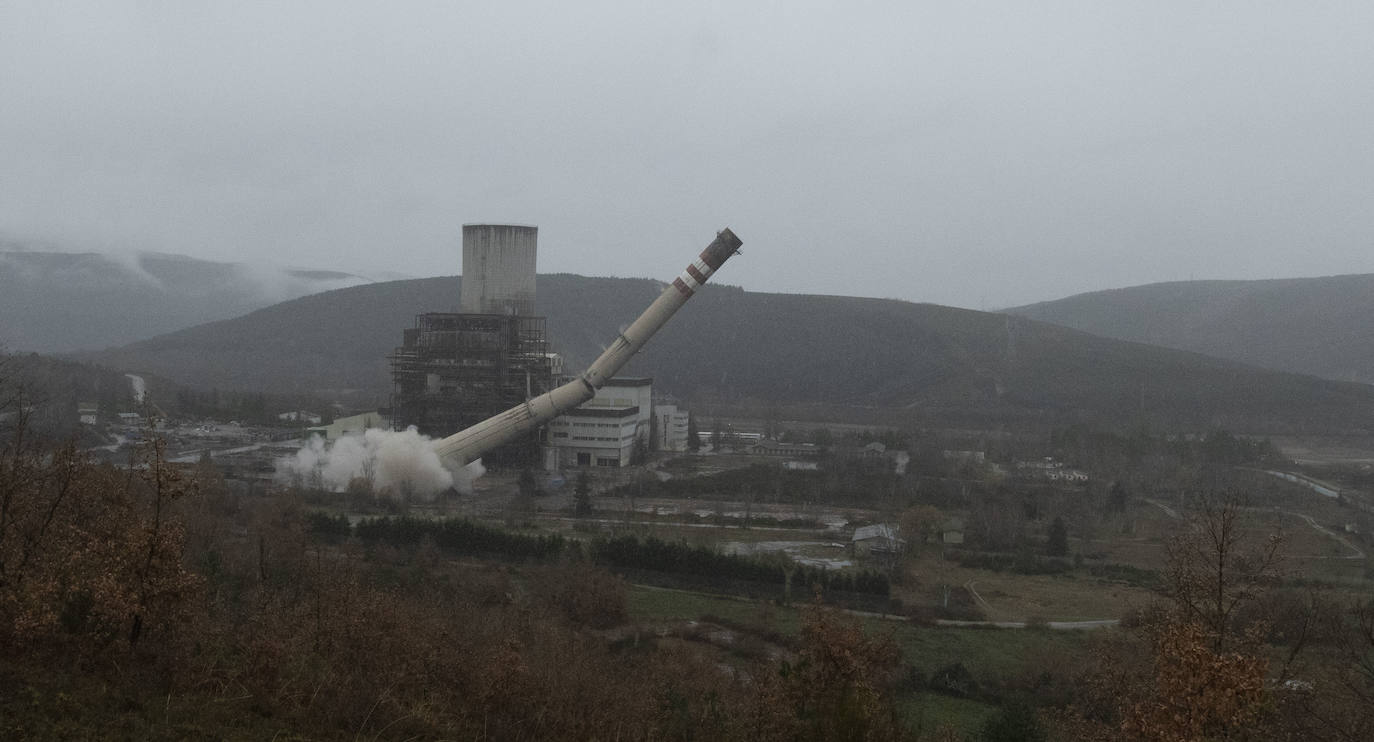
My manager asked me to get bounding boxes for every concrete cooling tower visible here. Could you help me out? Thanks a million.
[460,224,537,316]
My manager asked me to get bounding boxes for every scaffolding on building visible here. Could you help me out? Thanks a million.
[389,312,558,464]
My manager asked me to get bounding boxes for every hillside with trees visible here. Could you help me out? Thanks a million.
[81,274,1374,434]
[1008,273,1374,385]
[0,247,373,353]
[0,352,138,441]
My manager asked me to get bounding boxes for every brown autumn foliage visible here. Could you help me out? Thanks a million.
[533,560,629,628]
[1119,620,1270,741]
[1056,493,1278,742]
[785,599,907,742]
[0,418,199,660]
[1,405,916,739]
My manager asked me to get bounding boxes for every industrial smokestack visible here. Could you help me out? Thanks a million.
[460,224,538,316]
[433,228,743,468]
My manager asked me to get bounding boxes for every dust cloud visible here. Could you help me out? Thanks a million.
[278,427,484,499]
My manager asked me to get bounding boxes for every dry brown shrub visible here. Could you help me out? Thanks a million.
[0,435,200,661]
[534,561,628,629]
[1121,620,1270,741]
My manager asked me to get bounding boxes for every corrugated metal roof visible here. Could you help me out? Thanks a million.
[852,523,900,542]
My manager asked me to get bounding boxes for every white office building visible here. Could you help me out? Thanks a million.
[547,378,653,467]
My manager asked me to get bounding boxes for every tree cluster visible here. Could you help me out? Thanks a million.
[352,514,567,561]
[589,534,891,598]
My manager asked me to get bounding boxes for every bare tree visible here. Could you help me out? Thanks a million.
[1165,492,1284,650]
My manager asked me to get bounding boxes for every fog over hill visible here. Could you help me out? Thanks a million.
[0,246,379,353]
[81,275,1374,435]
[1008,274,1374,385]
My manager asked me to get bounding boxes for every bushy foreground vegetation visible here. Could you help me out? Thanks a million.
[0,420,915,740]
[6,389,1374,739]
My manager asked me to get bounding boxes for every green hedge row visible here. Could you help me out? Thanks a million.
[588,534,889,597]
[307,514,889,597]
[351,515,567,561]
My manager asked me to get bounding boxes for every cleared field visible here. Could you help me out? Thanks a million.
[941,567,1155,623]
[626,585,1095,682]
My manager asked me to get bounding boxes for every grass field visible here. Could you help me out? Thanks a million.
[940,567,1154,623]
[626,585,1096,683]
[901,693,999,739]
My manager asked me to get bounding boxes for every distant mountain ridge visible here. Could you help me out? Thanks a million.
[0,248,376,353]
[1008,274,1374,385]
[80,274,1374,435]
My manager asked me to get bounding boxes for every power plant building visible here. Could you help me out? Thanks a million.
[389,225,556,465]
[654,403,691,452]
[459,224,538,316]
[546,378,653,467]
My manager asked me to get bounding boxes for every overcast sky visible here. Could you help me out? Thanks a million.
[3,2,1373,308]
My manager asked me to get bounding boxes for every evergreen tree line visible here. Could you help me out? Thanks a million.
[344,515,569,561]
[308,515,889,597]
[610,462,905,507]
[587,534,891,597]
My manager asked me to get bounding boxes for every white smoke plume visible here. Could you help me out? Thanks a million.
[279,427,483,499]
[230,262,368,303]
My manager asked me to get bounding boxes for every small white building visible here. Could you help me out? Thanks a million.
[547,377,653,468]
[78,402,99,426]
[1046,469,1089,483]
[278,410,323,425]
[851,523,904,556]
[941,517,965,545]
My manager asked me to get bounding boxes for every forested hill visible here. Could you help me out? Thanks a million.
[0,353,138,441]
[81,274,1374,434]
[1008,274,1374,385]
[0,248,373,353]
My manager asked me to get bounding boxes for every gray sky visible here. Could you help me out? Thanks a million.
[3,1,1373,308]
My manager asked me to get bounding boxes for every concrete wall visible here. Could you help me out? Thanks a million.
[655,404,690,451]
[582,377,652,434]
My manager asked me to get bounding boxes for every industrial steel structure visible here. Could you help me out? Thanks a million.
[434,228,742,469]
[390,225,556,465]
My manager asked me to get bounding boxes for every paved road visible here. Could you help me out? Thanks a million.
[1147,496,1363,560]
[629,584,1118,629]
[1263,470,1341,498]
[1145,498,1182,520]
[1292,511,1365,559]
[935,618,1118,630]
[1261,508,1366,560]
[963,579,993,612]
